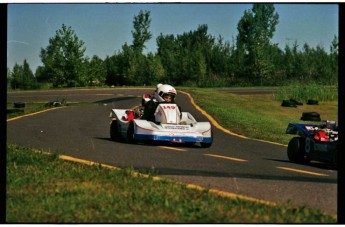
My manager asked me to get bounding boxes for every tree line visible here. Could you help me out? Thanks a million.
[7,4,338,90]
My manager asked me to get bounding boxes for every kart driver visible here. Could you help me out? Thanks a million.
[142,84,181,122]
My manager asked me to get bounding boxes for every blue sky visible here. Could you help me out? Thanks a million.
[7,3,339,72]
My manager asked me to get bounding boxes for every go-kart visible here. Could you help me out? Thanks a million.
[109,97,213,147]
[285,120,338,167]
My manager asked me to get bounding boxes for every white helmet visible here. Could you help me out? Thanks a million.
[155,84,177,102]
[156,83,163,90]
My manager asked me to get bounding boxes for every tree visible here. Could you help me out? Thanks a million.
[157,25,218,85]
[40,24,88,87]
[131,10,152,53]
[236,4,279,85]
[87,55,106,86]
[22,59,36,89]
[283,41,307,82]
[106,10,153,86]
[35,66,48,83]
[157,33,178,84]
[121,43,138,85]
[104,54,124,86]
[7,67,11,89]
[329,35,338,83]
[144,53,165,85]
[10,63,22,90]
[10,60,36,90]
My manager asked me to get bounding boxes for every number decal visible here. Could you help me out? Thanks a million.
[162,105,176,109]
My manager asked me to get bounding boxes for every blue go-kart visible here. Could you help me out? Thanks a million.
[286,120,338,168]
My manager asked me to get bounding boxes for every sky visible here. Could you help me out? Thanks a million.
[7,3,339,72]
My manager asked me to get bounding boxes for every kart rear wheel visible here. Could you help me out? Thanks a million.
[127,121,136,144]
[200,131,213,148]
[110,120,120,141]
[200,142,212,148]
[287,137,309,163]
[332,147,338,169]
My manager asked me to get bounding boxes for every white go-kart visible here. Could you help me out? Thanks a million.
[109,97,213,147]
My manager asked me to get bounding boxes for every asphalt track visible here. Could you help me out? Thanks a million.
[7,88,337,216]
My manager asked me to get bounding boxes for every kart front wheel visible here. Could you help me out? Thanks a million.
[127,121,137,144]
[110,120,120,141]
[287,137,309,164]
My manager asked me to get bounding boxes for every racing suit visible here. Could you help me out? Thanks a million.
[142,99,158,122]
[142,99,182,122]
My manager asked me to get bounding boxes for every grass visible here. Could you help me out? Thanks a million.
[6,144,336,223]
[183,87,338,145]
[274,82,338,102]
[7,102,52,119]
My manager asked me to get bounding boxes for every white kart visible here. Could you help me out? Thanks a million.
[110,102,213,147]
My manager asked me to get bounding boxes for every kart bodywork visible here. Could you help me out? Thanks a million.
[285,120,338,167]
[110,102,213,147]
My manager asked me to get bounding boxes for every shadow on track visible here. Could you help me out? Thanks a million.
[266,158,338,171]
[94,137,201,148]
[129,166,336,184]
[94,96,138,104]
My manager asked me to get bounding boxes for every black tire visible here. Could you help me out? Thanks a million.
[307,99,319,105]
[332,147,338,169]
[289,98,303,105]
[301,116,321,121]
[200,142,212,148]
[110,120,120,141]
[281,100,297,108]
[127,121,136,144]
[186,142,196,147]
[301,112,321,121]
[200,130,213,148]
[302,112,320,117]
[287,137,309,163]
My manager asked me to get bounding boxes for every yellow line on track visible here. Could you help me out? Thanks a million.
[277,166,329,177]
[7,106,66,122]
[185,183,277,207]
[159,146,187,152]
[204,153,248,162]
[59,154,122,171]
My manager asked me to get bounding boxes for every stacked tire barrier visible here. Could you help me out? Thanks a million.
[300,112,321,121]
[281,99,321,121]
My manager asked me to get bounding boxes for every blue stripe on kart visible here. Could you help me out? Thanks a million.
[134,134,212,143]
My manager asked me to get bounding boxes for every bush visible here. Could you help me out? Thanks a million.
[274,81,338,102]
